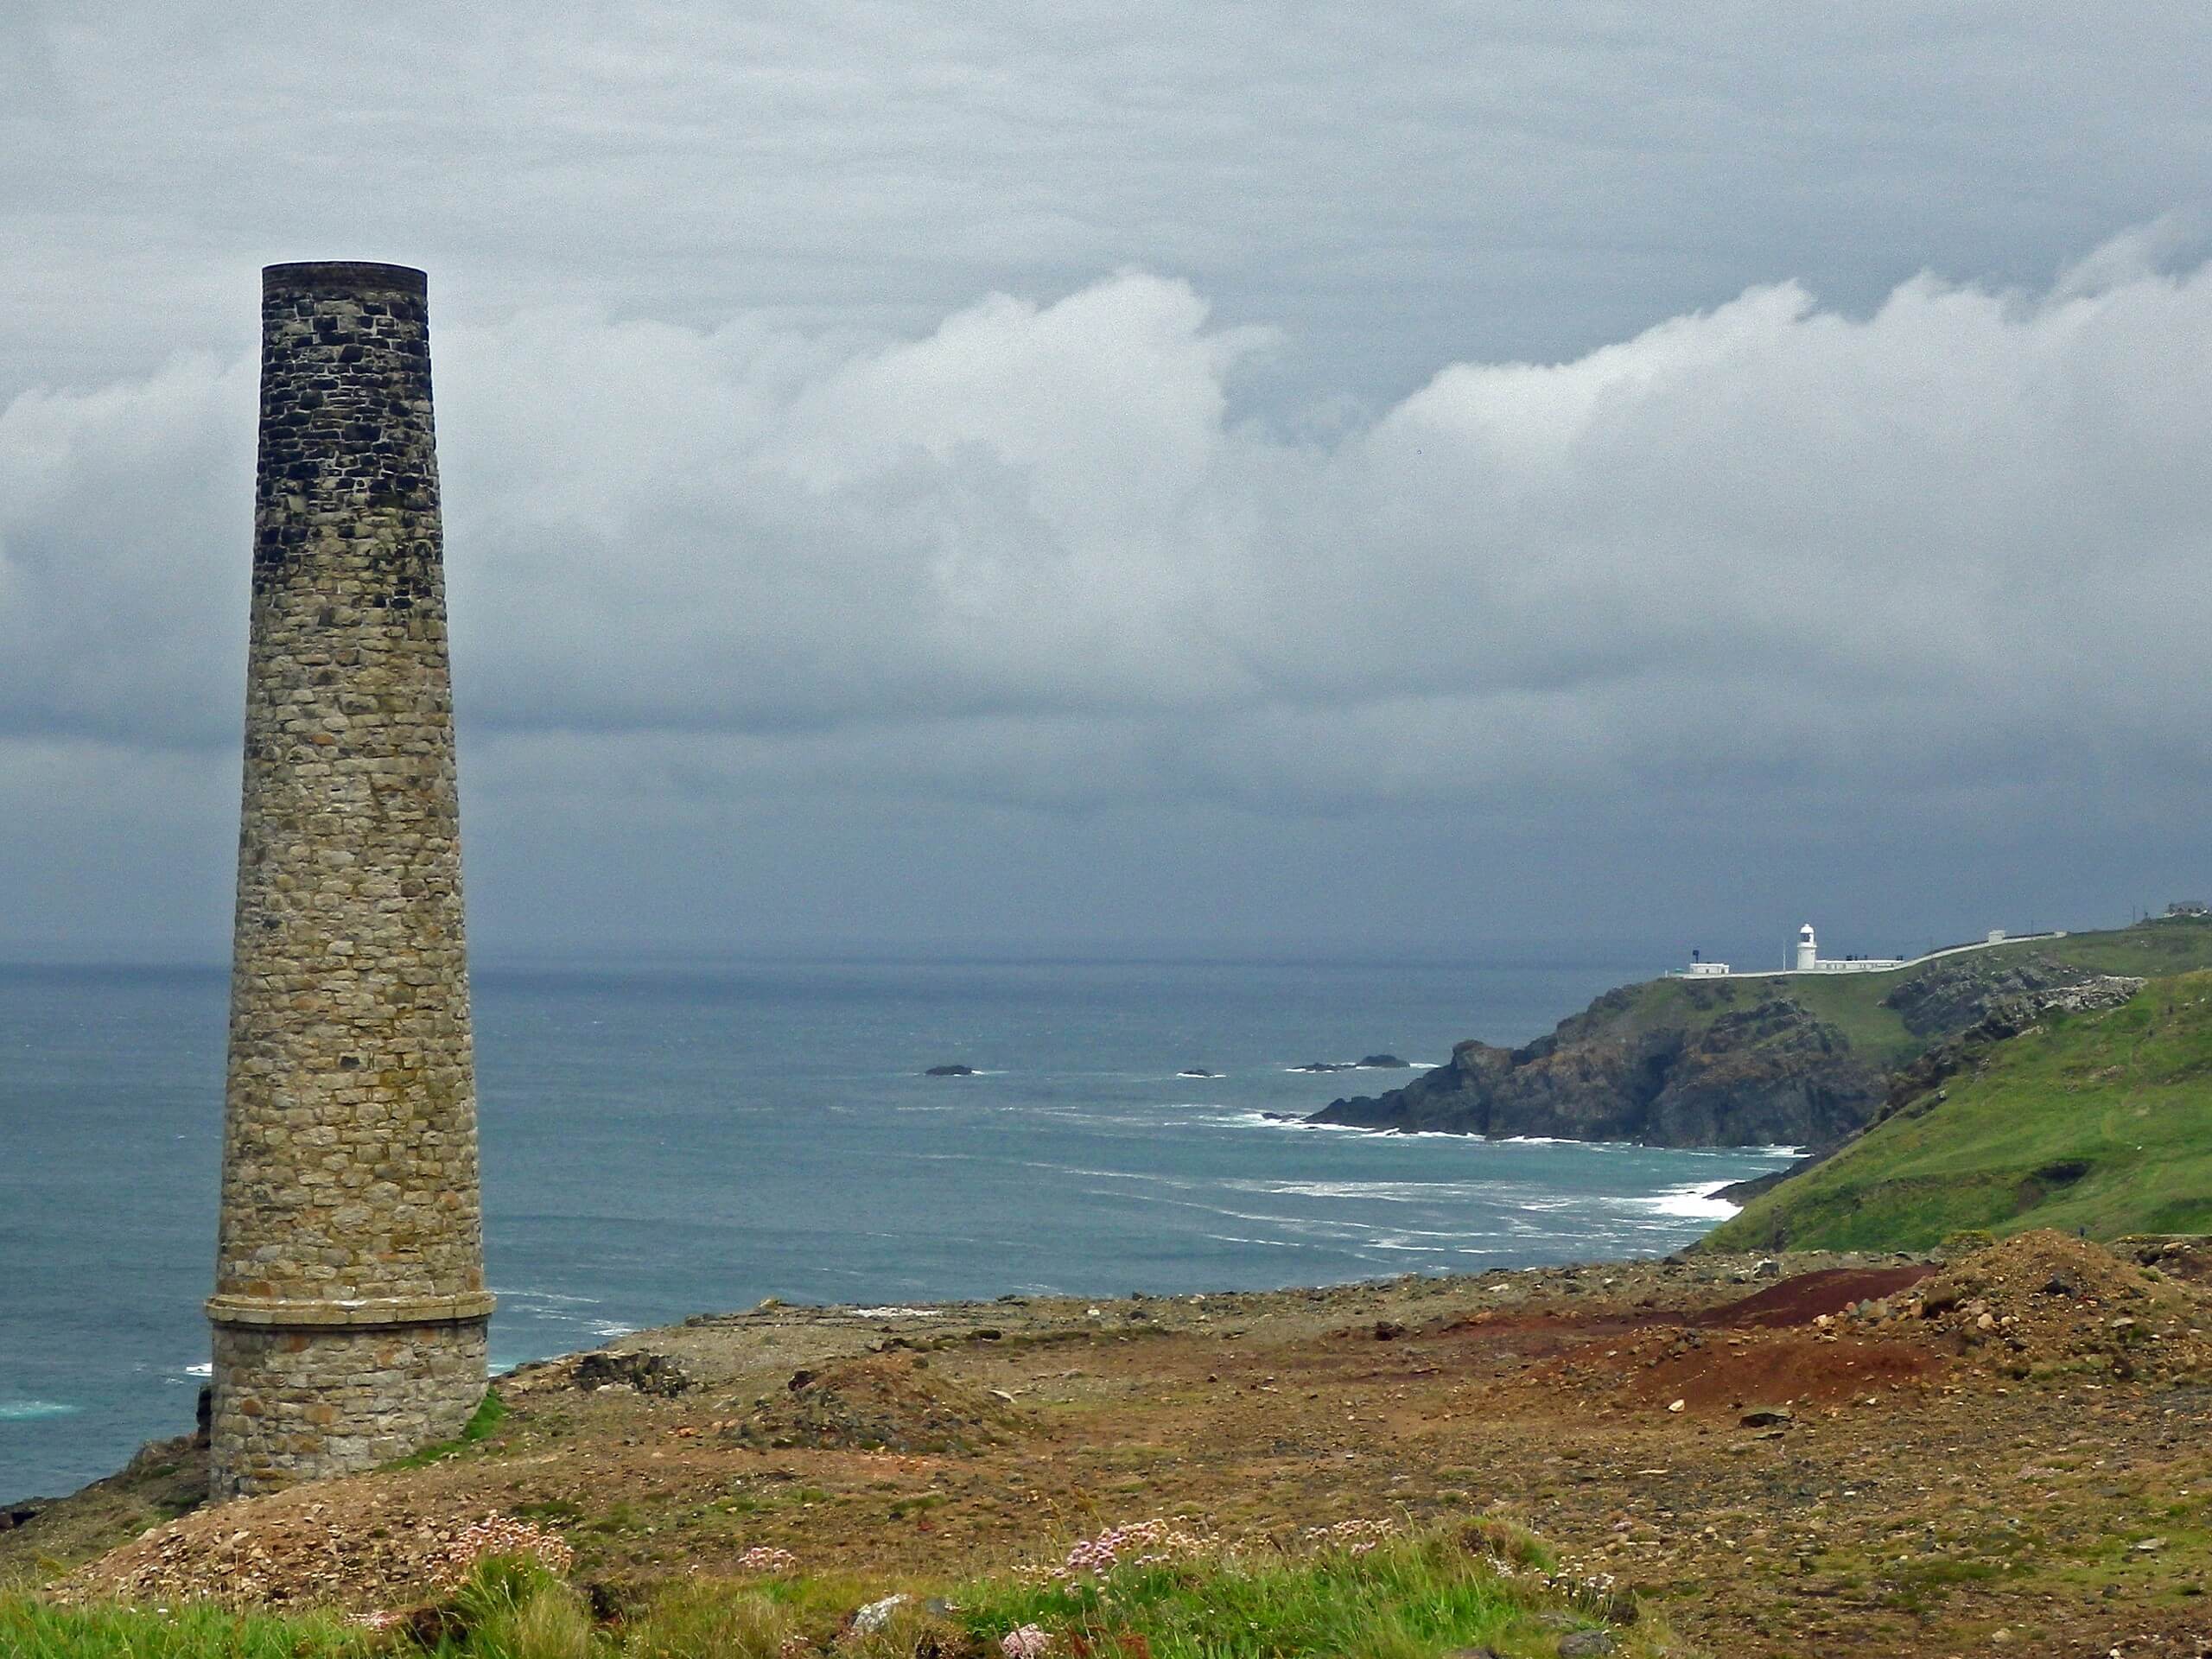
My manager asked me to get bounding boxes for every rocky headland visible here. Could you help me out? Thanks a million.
[1313,990,1885,1147]
[1309,926,2204,1147]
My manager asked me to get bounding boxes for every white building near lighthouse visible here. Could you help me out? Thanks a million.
[1792,923,1904,973]
[1676,921,2058,981]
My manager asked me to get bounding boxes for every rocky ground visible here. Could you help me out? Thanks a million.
[10,1233,2212,1656]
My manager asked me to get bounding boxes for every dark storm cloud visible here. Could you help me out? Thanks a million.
[1,5,2208,951]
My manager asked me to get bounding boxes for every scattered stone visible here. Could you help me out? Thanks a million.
[1558,1631,1618,1656]
[851,1592,909,1633]
[572,1351,691,1397]
[1739,1407,1793,1427]
[730,1354,1022,1455]
[1374,1320,1409,1341]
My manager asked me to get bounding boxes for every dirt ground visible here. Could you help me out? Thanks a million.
[13,1232,2212,1657]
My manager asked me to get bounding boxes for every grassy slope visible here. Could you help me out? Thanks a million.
[2038,915,2212,977]
[1707,969,2212,1251]
[1554,972,1918,1066]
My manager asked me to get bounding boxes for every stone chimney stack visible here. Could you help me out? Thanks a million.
[207,262,491,1498]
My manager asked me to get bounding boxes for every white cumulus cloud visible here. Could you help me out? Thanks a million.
[2,231,2208,945]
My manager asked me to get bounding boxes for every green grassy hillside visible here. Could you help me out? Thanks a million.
[1580,916,2212,1073]
[1706,969,2212,1251]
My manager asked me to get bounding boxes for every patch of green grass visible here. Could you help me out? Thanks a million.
[461,1393,508,1442]
[0,1596,378,1656]
[1874,1552,2012,1617]
[512,1500,585,1527]
[383,1392,510,1471]
[576,1501,645,1536]
[884,1494,948,1520]
[3,1524,1661,1658]
[956,1529,1625,1659]
[1709,970,2212,1250]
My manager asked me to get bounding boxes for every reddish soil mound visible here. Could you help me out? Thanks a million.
[1694,1265,1936,1330]
[1624,1335,1938,1411]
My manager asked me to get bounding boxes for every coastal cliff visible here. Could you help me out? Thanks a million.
[1311,989,1883,1147]
[1310,918,2212,1147]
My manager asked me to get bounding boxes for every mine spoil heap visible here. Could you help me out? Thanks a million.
[207,262,490,1499]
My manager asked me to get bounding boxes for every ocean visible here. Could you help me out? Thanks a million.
[0,950,1795,1500]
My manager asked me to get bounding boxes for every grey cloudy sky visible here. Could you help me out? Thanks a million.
[3,3,2209,960]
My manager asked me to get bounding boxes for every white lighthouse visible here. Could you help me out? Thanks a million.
[1676,917,2057,982]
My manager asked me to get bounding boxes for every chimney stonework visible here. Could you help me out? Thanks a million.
[207,262,491,1498]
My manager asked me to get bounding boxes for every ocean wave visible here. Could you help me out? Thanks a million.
[1016,1160,1201,1188]
[491,1287,603,1306]
[1632,1179,1744,1220]
[1218,1110,1364,1133]
[1223,1177,1499,1203]
[0,1400,80,1421]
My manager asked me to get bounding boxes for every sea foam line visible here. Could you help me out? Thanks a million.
[1634,1179,1745,1220]
[0,1400,81,1421]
